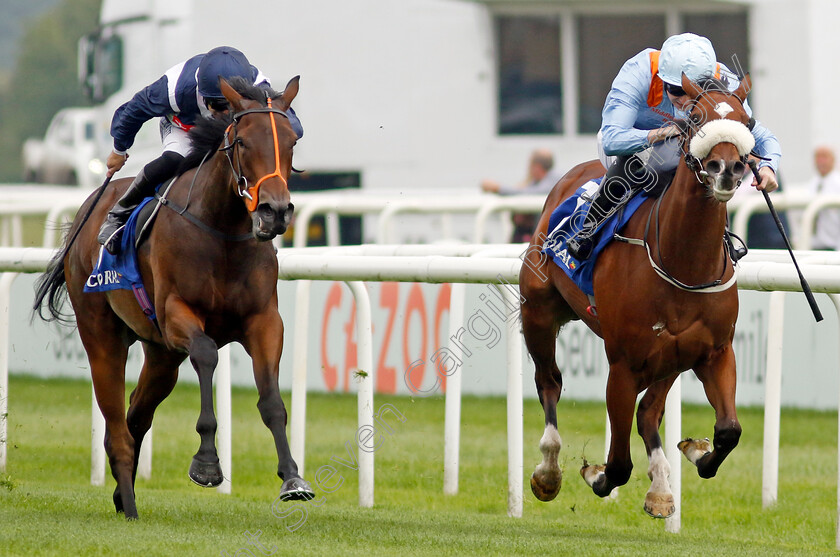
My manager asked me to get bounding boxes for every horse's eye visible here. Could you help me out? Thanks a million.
[235,137,246,148]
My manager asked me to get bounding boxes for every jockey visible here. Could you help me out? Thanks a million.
[566,33,782,260]
[97,46,304,255]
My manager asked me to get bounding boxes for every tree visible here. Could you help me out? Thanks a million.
[0,0,101,182]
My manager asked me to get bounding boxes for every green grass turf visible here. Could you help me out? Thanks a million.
[1,375,837,556]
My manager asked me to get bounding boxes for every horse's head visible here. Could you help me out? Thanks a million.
[680,72,754,202]
[219,76,300,241]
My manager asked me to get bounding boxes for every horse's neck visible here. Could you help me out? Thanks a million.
[182,157,251,235]
[656,166,728,267]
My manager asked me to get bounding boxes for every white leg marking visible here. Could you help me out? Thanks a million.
[531,425,563,500]
[647,447,671,495]
[644,447,675,518]
[539,424,562,463]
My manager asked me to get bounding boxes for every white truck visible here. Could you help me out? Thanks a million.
[21,107,106,188]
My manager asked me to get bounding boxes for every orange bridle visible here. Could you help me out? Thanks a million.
[221,97,291,211]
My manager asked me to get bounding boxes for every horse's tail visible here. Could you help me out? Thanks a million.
[32,226,72,324]
[33,176,112,324]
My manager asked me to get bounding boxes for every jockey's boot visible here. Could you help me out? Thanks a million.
[566,154,664,260]
[97,170,151,255]
[567,156,634,260]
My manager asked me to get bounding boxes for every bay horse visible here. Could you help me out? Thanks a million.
[33,76,314,519]
[521,73,755,518]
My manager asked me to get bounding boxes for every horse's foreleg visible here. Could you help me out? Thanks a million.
[582,364,636,497]
[187,332,224,487]
[520,278,566,502]
[636,375,678,518]
[164,299,223,487]
[683,345,741,479]
[126,343,184,481]
[243,310,314,501]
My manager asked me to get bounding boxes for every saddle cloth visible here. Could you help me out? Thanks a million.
[542,179,649,296]
[84,197,157,320]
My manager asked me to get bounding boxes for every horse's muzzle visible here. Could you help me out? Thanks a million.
[253,202,294,240]
[705,159,747,202]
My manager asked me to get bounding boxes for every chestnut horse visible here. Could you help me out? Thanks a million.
[521,73,755,517]
[34,76,313,519]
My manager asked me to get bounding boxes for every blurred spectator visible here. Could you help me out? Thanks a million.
[806,146,840,250]
[481,148,564,242]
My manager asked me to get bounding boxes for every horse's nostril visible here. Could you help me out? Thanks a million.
[730,161,746,176]
[257,204,274,219]
[704,160,723,176]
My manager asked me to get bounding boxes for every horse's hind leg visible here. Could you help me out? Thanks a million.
[681,345,741,479]
[243,310,313,500]
[520,258,572,502]
[636,375,679,518]
[78,320,137,518]
[126,342,185,481]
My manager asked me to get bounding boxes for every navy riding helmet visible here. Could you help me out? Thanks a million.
[197,46,253,100]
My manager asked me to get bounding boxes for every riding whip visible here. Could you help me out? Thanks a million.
[748,159,823,322]
[58,174,113,258]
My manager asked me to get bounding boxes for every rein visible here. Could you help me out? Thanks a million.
[220,96,290,211]
[141,150,254,243]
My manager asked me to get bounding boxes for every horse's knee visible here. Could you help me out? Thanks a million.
[189,335,218,375]
[257,391,287,428]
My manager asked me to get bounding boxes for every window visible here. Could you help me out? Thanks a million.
[576,15,666,134]
[683,12,750,84]
[493,7,750,137]
[79,33,124,102]
[496,16,562,135]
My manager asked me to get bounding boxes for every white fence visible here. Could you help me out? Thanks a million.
[4,183,838,249]
[2,245,840,544]
[3,185,840,545]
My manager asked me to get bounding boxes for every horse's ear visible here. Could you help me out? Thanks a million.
[278,76,300,111]
[733,73,751,104]
[220,77,245,111]
[681,72,703,99]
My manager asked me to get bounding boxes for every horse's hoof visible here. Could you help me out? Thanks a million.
[279,477,315,501]
[189,458,224,488]
[644,492,675,519]
[580,463,606,489]
[678,437,712,466]
[530,469,562,502]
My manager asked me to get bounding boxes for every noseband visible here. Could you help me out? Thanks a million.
[220,96,290,211]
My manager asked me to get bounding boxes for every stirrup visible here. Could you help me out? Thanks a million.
[725,230,748,262]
